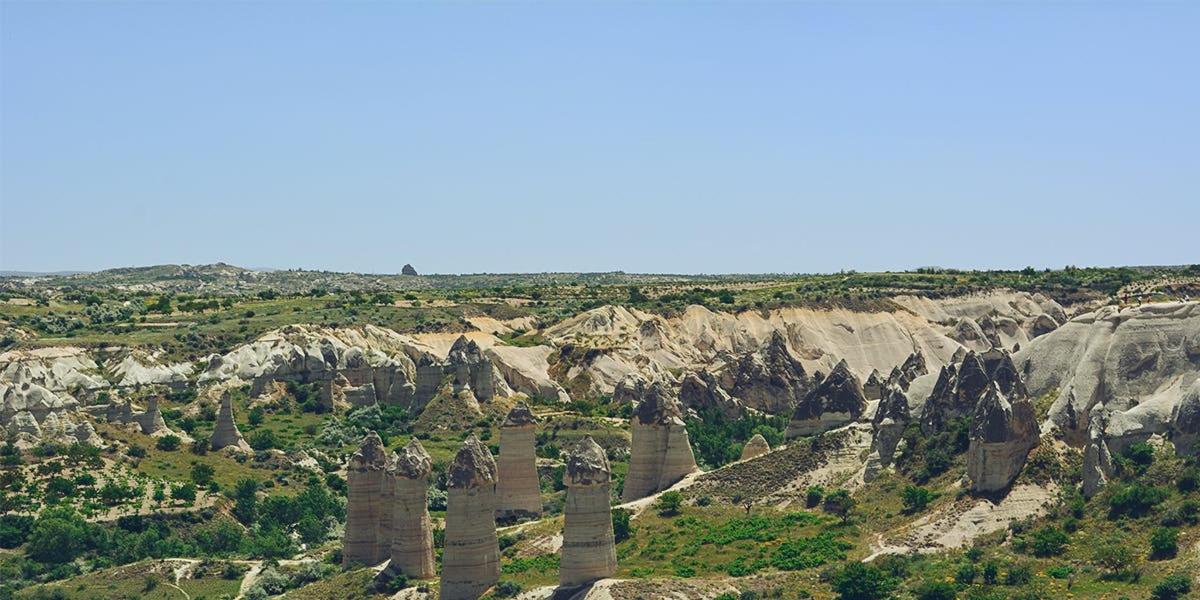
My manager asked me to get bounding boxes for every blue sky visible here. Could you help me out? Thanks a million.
[1,2,1196,274]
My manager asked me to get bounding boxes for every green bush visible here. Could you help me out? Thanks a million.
[769,532,850,571]
[1152,574,1192,600]
[1029,525,1069,557]
[612,508,632,542]
[656,491,683,517]
[0,514,34,548]
[901,485,937,513]
[493,581,522,598]
[823,489,856,523]
[955,562,977,584]
[831,562,895,600]
[155,435,181,451]
[805,485,824,508]
[912,581,956,600]
[1150,527,1179,560]
[1108,483,1169,518]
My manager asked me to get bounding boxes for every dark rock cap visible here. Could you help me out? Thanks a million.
[503,401,537,427]
[633,380,685,425]
[565,436,611,486]
[390,438,433,479]
[874,384,911,425]
[448,434,498,489]
[350,431,389,471]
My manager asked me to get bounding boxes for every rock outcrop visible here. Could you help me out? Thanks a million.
[560,437,617,587]
[677,369,741,417]
[401,264,418,276]
[496,402,541,520]
[1172,380,1200,457]
[621,381,698,502]
[211,392,251,452]
[787,360,866,438]
[863,370,884,401]
[343,432,390,567]
[719,331,810,414]
[387,439,436,579]
[135,396,167,435]
[440,435,500,600]
[920,349,1025,434]
[446,336,497,403]
[966,383,1039,493]
[1019,302,1200,440]
[740,433,771,460]
[864,384,911,481]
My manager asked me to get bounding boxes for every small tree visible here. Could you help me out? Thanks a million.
[1092,536,1135,578]
[190,462,215,486]
[824,489,856,524]
[805,485,824,508]
[831,562,895,600]
[656,492,683,517]
[1152,574,1193,600]
[1030,525,1069,557]
[901,485,936,514]
[612,508,633,542]
[155,435,181,451]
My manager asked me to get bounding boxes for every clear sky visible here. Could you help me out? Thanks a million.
[1,2,1196,275]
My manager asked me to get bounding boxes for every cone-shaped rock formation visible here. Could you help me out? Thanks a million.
[496,402,541,519]
[720,331,809,413]
[387,438,436,579]
[864,384,911,481]
[966,383,1039,493]
[136,396,167,434]
[560,437,617,587]
[440,435,500,600]
[787,360,866,438]
[343,432,390,567]
[621,381,698,502]
[740,433,771,461]
[211,392,251,452]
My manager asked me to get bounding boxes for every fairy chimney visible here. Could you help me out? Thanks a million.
[740,433,771,461]
[560,437,617,587]
[386,438,436,579]
[211,392,251,452]
[496,402,541,519]
[343,432,389,567]
[136,396,167,434]
[620,380,698,502]
[440,435,500,600]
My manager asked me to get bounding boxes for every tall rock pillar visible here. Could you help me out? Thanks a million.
[387,439,436,579]
[496,402,541,520]
[560,437,617,587]
[440,435,500,600]
[211,392,250,451]
[343,431,389,567]
[621,381,697,502]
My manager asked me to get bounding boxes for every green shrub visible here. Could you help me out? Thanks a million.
[656,492,683,517]
[155,435,181,451]
[1005,563,1033,585]
[955,562,977,584]
[805,485,824,508]
[769,532,850,571]
[612,508,632,542]
[1029,525,1069,557]
[913,581,957,600]
[1108,483,1169,518]
[901,485,937,514]
[493,581,522,598]
[1152,574,1192,600]
[823,489,856,523]
[1150,527,1179,560]
[1046,564,1073,579]
[831,562,895,600]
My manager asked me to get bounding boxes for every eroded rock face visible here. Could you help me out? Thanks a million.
[678,369,741,418]
[441,435,500,600]
[720,331,810,414]
[135,396,167,435]
[1172,380,1200,456]
[496,402,541,519]
[612,372,648,406]
[921,349,1025,434]
[211,392,250,452]
[864,384,911,481]
[447,336,496,402]
[863,370,884,401]
[561,437,617,587]
[343,432,390,567]
[966,384,1039,493]
[387,439,435,579]
[621,381,698,502]
[787,360,866,438]
[1019,302,1200,441]
[740,433,771,461]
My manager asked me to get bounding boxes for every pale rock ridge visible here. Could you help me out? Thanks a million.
[560,437,617,587]
[386,439,436,579]
[740,433,771,461]
[441,435,500,600]
[621,381,698,502]
[966,383,1039,493]
[787,359,866,437]
[1018,301,1200,441]
[343,432,390,567]
[496,402,541,519]
[210,392,251,452]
